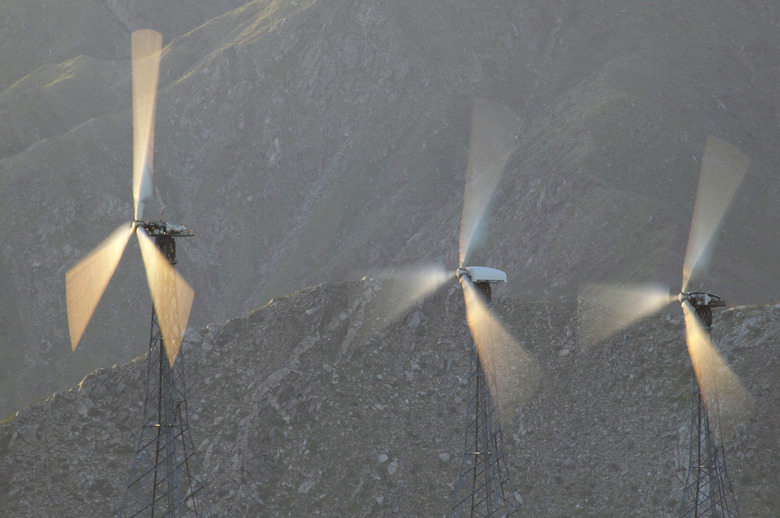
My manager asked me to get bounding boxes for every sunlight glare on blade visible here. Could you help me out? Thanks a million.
[137,229,194,366]
[131,29,163,221]
[366,264,452,324]
[578,283,673,349]
[459,98,522,267]
[682,301,751,438]
[461,280,541,418]
[681,136,749,292]
[66,224,133,350]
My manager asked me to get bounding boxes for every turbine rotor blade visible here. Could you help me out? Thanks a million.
[578,283,674,348]
[366,264,453,324]
[681,301,751,437]
[461,279,541,417]
[682,136,750,292]
[459,98,521,267]
[66,224,133,350]
[131,29,163,221]
[137,228,194,367]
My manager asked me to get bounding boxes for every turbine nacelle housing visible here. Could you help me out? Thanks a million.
[141,221,194,238]
[457,266,507,302]
[456,266,508,284]
[678,291,726,329]
[677,291,726,309]
[139,221,193,264]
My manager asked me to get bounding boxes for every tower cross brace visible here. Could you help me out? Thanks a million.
[120,222,210,517]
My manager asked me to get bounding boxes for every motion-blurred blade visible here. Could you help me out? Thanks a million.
[137,229,194,366]
[461,279,541,416]
[131,29,163,221]
[366,264,453,324]
[66,224,133,350]
[681,136,750,292]
[578,283,674,348]
[681,301,751,437]
[459,98,522,267]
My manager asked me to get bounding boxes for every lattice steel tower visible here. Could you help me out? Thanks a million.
[679,292,739,518]
[450,277,520,517]
[120,221,211,517]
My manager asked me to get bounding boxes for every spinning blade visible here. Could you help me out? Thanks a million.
[131,29,162,221]
[367,99,533,414]
[67,30,193,368]
[578,282,674,348]
[367,264,453,324]
[138,229,194,367]
[682,136,750,293]
[66,224,133,350]
[681,301,750,435]
[456,99,537,412]
[461,278,541,415]
[459,98,521,268]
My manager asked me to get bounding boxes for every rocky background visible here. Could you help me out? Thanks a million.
[1,0,779,515]
[1,280,778,516]
[0,0,778,417]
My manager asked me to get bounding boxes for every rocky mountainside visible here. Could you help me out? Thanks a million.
[1,279,778,516]
[1,0,779,440]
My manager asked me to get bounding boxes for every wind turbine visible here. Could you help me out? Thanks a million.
[65,29,210,516]
[579,135,751,517]
[375,98,540,516]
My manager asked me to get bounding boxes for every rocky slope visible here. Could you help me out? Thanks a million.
[1,279,778,516]
[1,0,779,440]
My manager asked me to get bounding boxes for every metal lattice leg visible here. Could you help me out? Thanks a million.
[679,379,739,518]
[450,343,519,517]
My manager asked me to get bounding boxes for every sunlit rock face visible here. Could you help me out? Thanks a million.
[1,279,778,516]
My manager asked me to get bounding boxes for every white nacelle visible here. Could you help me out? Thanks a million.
[460,266,507,284]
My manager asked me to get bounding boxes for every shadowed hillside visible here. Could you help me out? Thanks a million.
[1,280,778,516]
[0,0,778,441]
